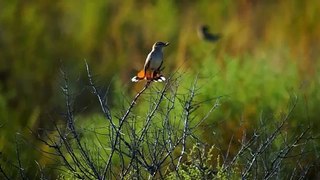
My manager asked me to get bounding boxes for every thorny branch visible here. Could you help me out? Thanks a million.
[25,63,317,179]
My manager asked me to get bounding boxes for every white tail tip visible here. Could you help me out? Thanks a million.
[154,76,166,82]
[131,76,140,82]
[131,76,165,82]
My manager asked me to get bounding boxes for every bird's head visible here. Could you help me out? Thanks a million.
[153,41,169,49]
[199,25,209,33]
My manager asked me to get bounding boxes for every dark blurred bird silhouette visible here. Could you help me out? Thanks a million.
[197,25,221,42]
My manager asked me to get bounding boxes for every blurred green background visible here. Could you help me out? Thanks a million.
[0,0,319,177]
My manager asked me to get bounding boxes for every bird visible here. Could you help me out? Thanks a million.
[197,25,221,42]
[131,41,169,82]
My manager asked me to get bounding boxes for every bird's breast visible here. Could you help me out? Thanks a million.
[148,52,163,70]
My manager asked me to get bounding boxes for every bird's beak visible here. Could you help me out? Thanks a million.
[165,42,170,46]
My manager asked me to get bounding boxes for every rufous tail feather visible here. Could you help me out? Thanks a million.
[131,70,166,82]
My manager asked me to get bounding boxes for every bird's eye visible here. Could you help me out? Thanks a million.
[155,42,165,46]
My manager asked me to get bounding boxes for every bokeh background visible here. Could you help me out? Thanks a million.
[1,0,320,178]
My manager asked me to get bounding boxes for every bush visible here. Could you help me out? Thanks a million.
[1,63,316,179]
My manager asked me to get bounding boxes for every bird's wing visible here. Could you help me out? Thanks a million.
[207,33,221,41]
[143,52,152,71]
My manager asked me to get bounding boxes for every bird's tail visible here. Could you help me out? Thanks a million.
[131,70,166,82]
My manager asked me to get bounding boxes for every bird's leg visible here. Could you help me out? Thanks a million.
[151,70,155,80]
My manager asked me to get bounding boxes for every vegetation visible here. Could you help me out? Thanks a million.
[0,0,319,179]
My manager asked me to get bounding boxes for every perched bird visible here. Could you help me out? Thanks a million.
[197,25,221,42]
[131,41,169,82]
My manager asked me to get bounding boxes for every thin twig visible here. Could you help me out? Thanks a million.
[102,81,151,179]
